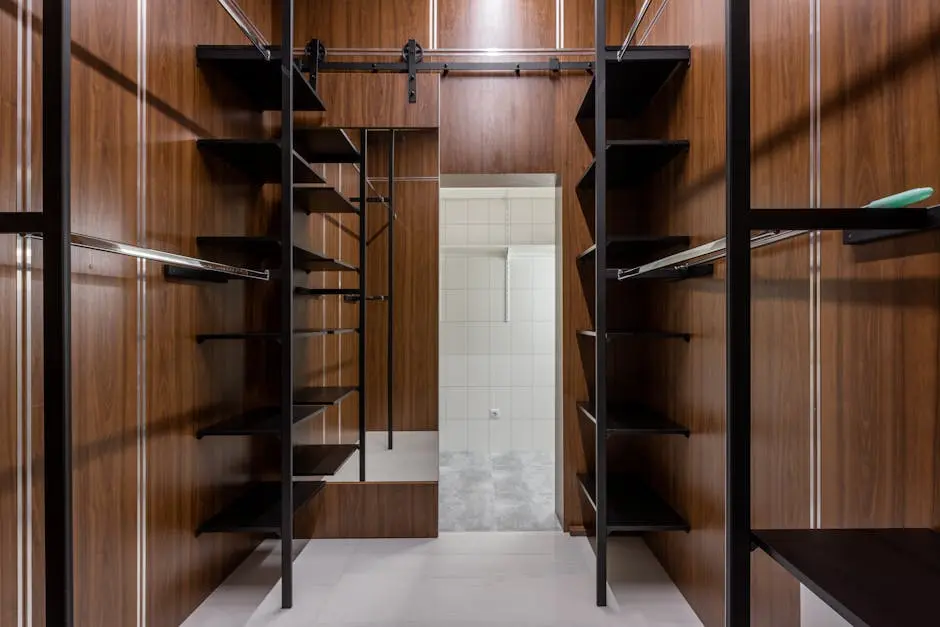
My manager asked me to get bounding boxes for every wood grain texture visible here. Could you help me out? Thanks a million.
[441,76,556,174]
[818,3,940,529]
[564,0,637,48]
[295,0,430,49]
[437,0,556,49]
[301,73,440,129]
[295,482,438,538]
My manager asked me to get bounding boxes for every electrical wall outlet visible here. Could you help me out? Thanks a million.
[489,408,500,419]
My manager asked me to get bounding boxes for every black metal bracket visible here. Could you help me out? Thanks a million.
[405,38,418,103]
[302,38,324,91]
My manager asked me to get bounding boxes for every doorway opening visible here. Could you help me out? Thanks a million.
[437,174,561,532]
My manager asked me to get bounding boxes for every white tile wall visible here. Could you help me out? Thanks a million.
[439,187,557,456]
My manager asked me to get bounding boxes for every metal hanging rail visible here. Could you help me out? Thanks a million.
[617,230,806,280]
[25,233,270,280]
[216,0,271,60]
[617,0,655,61]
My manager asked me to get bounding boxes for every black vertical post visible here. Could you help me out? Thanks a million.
[43,0,73,623]
[387,131,395,450]
[593,0,608,608]
[725,0,752,624]
[279,0,295,609]
[359,129,368,481]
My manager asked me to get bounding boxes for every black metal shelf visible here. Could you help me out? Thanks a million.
[197,139,325,184]
[577,46,691,142]
[195,328,357,343]
[196,45,326,112]
[577,329,691,341]
[295,186,359,214]
[294,386,358,406]
[295,287,362,297]
[196,481,324,535]
[842,205,940,245]
[196,406,326,438]
[196,237,358,272]
[578,235,691,266]
[578,473,689,533]
[577,140,690,191]
[293,128,361,163]
[752,529,940,627]
[293,444,358,477]
[577,402,690,436]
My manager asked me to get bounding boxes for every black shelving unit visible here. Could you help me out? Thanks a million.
[722,1,940,625]
[579,0,693,606]
[196,139,326,184]
[196,236,359,272]
[196,406,327,438]
[196,481,326,535]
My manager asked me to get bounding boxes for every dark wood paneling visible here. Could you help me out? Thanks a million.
[818,3,940,529]
[302,73,440,129]
[438,0,555,49]
[441,76,555,174]
[295,0,429,49]
[296,482,438,538]
[564,0,637,48]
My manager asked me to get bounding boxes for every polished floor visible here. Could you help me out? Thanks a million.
[439,451,559,531]
[181,533,702,627]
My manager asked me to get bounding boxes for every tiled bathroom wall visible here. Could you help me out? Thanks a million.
[438,187,556,456]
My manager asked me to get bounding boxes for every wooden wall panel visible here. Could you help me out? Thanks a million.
[818,4,940,529]
[564,0,637,48]
[296,482,438,538]
[296,0,429,49]
[302,73,440,129]
[441,76,556,174]
[438,0,555,49]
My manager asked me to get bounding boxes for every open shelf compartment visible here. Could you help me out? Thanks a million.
[293,128,361,163]
[196,45,325,112]
[196,406,326,438]
[578,473,689,533]
[578,235,691,266]
[294,386,358,406]
[293,444,359,477]
[577,402,689,436]
[196,236,358,272]
[576,140,690,191]
[752,528,940,627]
[295,186,359,214]
[197,139,325,184]
[196,481,324,535]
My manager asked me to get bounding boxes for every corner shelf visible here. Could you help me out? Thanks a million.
[578,473,689,533]
[293,444,358,477]
[295,186,359,215]
[196,406,327,438]
[197,139,325,184]
[577,402,689,436]
[577,46,691,125]
[196,45,326,112]
[293,386,358,406]
[293,128,361,163]
[196,481,324,535]
[576,140,690,191]
[577,329,691,342]
[752,528,940,627]
[196,237,358,272]
[195,328,357,343]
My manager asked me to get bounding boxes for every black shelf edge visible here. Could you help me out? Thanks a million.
[196,406,327,438]
[751,208,935,232]
[163,265,230,283]
[576,46,691,126]
[196,481,324,535]
[293,444,358,477]
[196,237,358,273]
[292,128,361,164]
[294,287,362,297]
[576,402,690,437]
[752,528,940,627]
[577,329,691,342]
[196,139,326,184]
[195,328,358,343]
[294,186,359,215]
[293,385,358,406]
[609,265,714,281]
[577,473,689,533]
[576,140,690,191]
[195,45,326,112]
[577,235,692,266]
[842,205,940,245]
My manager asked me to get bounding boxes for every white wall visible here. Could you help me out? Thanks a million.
[438,187,556,457]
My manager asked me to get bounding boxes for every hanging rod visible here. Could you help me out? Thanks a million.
[617,0,655,61]
[216,0,271,61]
[26,233,270,280]
[617,230,807,280]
